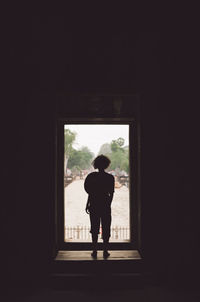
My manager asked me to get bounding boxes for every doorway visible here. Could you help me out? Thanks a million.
[64,124,130,243]
[56,118,139,250]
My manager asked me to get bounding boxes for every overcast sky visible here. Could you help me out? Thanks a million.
[64,124,129,156]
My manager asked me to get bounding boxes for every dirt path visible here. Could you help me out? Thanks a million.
[64,179,130,228]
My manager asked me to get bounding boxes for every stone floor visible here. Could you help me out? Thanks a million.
[55,250,141,261]
[2,286,200,302]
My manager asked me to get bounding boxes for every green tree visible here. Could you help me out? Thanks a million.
[64,129,76,173]
[68,146,94,171]
[111,137,125,152]
[116,137,125,147]
[79,147,94,169]
[100,137,129,174]
[98,143,112,156]
[109,148,129,174]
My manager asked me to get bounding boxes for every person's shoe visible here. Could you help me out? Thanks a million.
[91,251,97,258]
[103,251,110,258]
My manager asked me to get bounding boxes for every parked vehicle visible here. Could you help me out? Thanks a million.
[64,175,74,187]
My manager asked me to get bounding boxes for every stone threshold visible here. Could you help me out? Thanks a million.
[55,250,141,261]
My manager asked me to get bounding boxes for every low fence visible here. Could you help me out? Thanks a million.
[65,225,130,241]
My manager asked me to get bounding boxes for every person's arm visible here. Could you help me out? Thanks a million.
[84,175,91,214]
[85,198,90,214]
[108,176,115,205]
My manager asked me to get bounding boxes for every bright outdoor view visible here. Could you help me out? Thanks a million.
[64,124,130,242]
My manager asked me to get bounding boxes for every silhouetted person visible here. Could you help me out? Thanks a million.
[84,155,115,258]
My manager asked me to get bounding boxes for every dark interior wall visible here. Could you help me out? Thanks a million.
[3,16,199,289]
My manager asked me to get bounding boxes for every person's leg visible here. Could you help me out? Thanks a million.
[101,208,111,257]
[91,233,98,257]
[102,238,110,257]
[90,211,100,257]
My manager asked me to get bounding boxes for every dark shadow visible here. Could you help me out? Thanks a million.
[84,155,115,258]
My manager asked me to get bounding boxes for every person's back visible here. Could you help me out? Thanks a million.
[84,155,115,258]
[84,171,114,209]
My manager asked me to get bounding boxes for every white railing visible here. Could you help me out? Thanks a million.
[65,225,130,241]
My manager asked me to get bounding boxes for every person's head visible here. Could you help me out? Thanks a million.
[92,154,111,171]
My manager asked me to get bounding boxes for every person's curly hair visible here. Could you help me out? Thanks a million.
[92,154,111,170]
